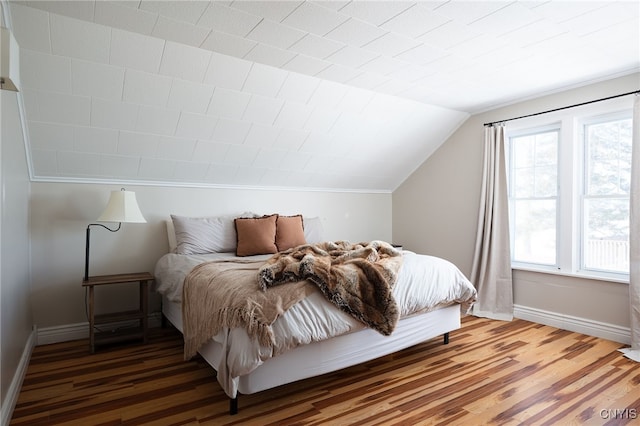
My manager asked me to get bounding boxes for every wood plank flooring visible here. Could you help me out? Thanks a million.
[10,316,640,425]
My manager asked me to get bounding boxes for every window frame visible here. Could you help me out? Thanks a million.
[504,97,632,284]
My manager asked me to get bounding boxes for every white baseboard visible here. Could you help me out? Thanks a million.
[37,313,163,345]
[514,304,631,345]
[1,328,36,426]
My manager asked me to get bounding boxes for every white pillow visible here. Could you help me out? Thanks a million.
[303,216,324,243]
[170,212,256,255]
[166,220,177,253]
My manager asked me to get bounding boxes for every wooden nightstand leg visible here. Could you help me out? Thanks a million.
[140,280,149,344]
[88,285,95,354]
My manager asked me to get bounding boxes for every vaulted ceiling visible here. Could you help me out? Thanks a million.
[4,1,639,191]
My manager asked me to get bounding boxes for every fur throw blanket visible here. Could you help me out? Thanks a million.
[182,259,313,360]
[258,241,404,336]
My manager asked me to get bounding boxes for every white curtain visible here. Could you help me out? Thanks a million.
[621,94,640,362]
[470,124,513,321]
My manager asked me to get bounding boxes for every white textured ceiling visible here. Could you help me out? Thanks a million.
[5,0,640,191]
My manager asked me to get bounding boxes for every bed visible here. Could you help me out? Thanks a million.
[153,213,477,414]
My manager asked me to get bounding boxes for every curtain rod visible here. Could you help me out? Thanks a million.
[483,89,640,127]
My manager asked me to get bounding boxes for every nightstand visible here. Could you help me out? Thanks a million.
[82,272,153,353]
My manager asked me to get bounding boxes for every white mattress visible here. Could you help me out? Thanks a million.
[162,298,460,395]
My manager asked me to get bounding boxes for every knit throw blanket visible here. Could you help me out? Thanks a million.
[182,259,313,360]
[259,241,403,336]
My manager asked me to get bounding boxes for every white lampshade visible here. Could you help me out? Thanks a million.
[97,190,146,223]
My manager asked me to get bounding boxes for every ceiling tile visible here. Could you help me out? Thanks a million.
[207,87,252,120]
[72,59,125,101]
[197,3,262,37]
[277,73,321,104]
[73,126,119,154]
[246,19,307,49]
[151,15,211,47]
[288,33,346,59]
[394,43,448,66]
[243,44,298,68]
[530,1,609,24]
[117,131,160,157]
[357,55,408,75]
[244,124,282,147]
[224,144,260,166]
[304,107,340,133]
[212,118,252,144]
[9,3,51,53]
[315,64,362,84]
[123,70,173,107]
[20,50,72,93]
[99,154,141,178]
[167,79,214,114]
[173,161,210,181]
[94,1,157,35]
[280,151,312,171]
[91,98,139,131]
[205,163,238,183]
[57,151,101,176]
[281,54,331,75]
[307,80,348,109]
[435,1,510,25]
[174,112,217,140]
[157,136,197,161]
[26,0,95,21]
[159,41,212,83]
[347,72,390,90]
[36,91,91,126]
[381,4,451,39]
[273,128,309,150]
[417,19,480,49]
[200,30,258,58]
[468,3,540,37]
[242,95,285,125]
[28,122,74,150]
[234,166,267,185]
[203,52,252,91]
[50,13,111,63]
[242,63,289,97]
[193,141,230,163]
[361,32,421,57]
[139,0,209,24]
[274,102,314,129]
[138,157,177,180]
[282,2,349,36]
[325,46,379,68]
[136,106,181,136]
[229,1,303,23]
[560,2,634,37]
[324,17,387,47]
[110,29,165,73]
[339,1,414,26]
[253,148,286,169]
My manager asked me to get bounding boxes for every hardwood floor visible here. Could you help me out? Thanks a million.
[10,316,640,425]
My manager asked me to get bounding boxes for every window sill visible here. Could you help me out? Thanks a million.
[511,265,629,284]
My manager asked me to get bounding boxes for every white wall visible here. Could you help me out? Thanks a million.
[393,73,639,339]
[0,89,33,421]
[29,182,392,331]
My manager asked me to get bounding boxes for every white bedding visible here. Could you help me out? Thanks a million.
[154,250,476,398]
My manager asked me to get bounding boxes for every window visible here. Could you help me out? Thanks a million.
[507,107,631,280]
[581,115,632,274]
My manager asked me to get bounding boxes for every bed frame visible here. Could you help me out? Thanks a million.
[162,297,461,415]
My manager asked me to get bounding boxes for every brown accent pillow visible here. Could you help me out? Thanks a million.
[235,214,278,256]
[276,215,306,251]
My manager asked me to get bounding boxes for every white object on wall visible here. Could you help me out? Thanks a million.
[0,27,20,91]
